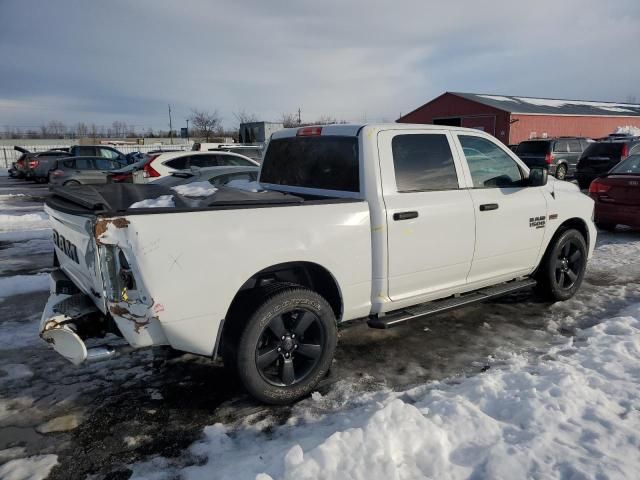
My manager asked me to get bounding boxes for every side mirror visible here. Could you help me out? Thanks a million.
[528,167,548,187]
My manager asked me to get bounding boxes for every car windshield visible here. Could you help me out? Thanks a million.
[610,155,640,175]
[515,141,550,155]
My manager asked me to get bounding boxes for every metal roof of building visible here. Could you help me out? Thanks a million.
[451,92,640,117]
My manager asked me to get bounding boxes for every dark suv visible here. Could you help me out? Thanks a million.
[515,137,591,180]
[576,137,640,189]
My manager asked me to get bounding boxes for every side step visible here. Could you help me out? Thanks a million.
[367,278,537,329]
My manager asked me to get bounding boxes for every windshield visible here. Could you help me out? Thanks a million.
[610,155,640,175]
[515,141,550,155]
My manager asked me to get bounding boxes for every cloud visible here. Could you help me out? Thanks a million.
[0,0,639,129]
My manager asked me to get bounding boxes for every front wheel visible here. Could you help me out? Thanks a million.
[235,286,337,404]
[536,228,587,301]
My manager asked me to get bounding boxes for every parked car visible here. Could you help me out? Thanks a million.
[48,156,127,186]
[515,137,591,180]
[576,138,640,189]
[152,166,259,190]
[139,151,259,182]
[588,154,640,230]
[40,123,596,404]
[27,150,75,183]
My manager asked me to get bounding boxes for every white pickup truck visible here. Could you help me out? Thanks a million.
[40,123,596,404]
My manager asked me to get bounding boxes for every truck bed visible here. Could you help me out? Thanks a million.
[45,183,310,216]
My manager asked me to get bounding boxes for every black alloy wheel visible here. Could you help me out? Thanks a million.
[256,309,326,387]
[553,238,584,290]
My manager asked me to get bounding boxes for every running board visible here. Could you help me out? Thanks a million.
[367,278,537,329]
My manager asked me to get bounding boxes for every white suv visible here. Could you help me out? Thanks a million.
[140,151,259,182]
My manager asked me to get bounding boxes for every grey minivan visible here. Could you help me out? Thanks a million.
[49,157,127,186]
[515,137,591,180]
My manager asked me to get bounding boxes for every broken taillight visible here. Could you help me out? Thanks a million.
[28,159,39,169]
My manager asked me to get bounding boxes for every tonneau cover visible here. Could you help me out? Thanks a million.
[45,183,304,216]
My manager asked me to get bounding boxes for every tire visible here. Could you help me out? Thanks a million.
[555,164,567,181]
[64,180,81,186]
[536,228,587,301]
[234,285,337,404]
[595,222,616,232]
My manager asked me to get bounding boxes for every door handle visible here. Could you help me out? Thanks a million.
[479,203,499,211]
[393,211,419,221]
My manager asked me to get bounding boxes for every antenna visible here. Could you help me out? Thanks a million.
[168,104,173,145]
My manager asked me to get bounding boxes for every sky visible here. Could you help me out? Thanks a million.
[1,0,639,131]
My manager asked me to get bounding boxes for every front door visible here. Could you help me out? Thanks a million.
[454,133,548,284]
[379,130,476,301]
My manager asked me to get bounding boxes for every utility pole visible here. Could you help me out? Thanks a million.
[186,119,189,143]
[297,107,301,125]
[168,104,173,145]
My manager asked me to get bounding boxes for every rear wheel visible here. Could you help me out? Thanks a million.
[555,164,567,180]
[64,180,80,186]
[536,228,587,301]
[234,285,337,404]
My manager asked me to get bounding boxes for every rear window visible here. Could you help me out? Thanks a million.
[261,136,359,192]
[610,155,640,174]
[516,141,550,155]
[582,142,625,157]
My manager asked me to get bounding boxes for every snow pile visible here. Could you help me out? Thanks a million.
[129,195,175,209]
[171,181,218,197]
[614,125,640,137]
[0,454,58,480]
[0,212,48,224]
[133,305,640,480]
[226,179,263,192]
[0,274,49,299]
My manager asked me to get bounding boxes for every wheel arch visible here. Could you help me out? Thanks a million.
[538,217,590,271]
[217,261,343,358]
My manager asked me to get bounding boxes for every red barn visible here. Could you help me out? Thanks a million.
[397,92,640,145]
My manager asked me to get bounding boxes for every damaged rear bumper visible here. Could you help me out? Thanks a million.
[39,270,134,365]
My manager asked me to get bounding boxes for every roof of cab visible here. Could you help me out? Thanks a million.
[270,123,495,139]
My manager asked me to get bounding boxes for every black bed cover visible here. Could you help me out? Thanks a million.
[45,183,304,216]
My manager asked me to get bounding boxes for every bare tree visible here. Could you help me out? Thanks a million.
[48,120,67,138]
[189,109,222,141]
[75,122,88,138]
[281,112,300,128]
[234,110,258,125]
[315,115,339,125]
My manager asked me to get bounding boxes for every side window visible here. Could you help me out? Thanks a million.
[458,135,523,188]
[553,140,568,153]
[77,146,96,156]
[95,159,120,170]
[630,143,640,155]
[567,140,581,153]
[98,148,119,159]
[391,134,459,192]
[74,158,94,170]
[63,159,75,168]
[190,155,218,168]
[165,156,189,170]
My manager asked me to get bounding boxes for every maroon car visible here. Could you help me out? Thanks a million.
[589,154,640,230]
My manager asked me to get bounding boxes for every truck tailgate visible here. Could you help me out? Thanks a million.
[45,205,106,312]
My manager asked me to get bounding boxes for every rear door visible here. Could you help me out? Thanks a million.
[379,129,476,301]
[74,158,103,184]
[553,139,570,170]
[454,133,547,284]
